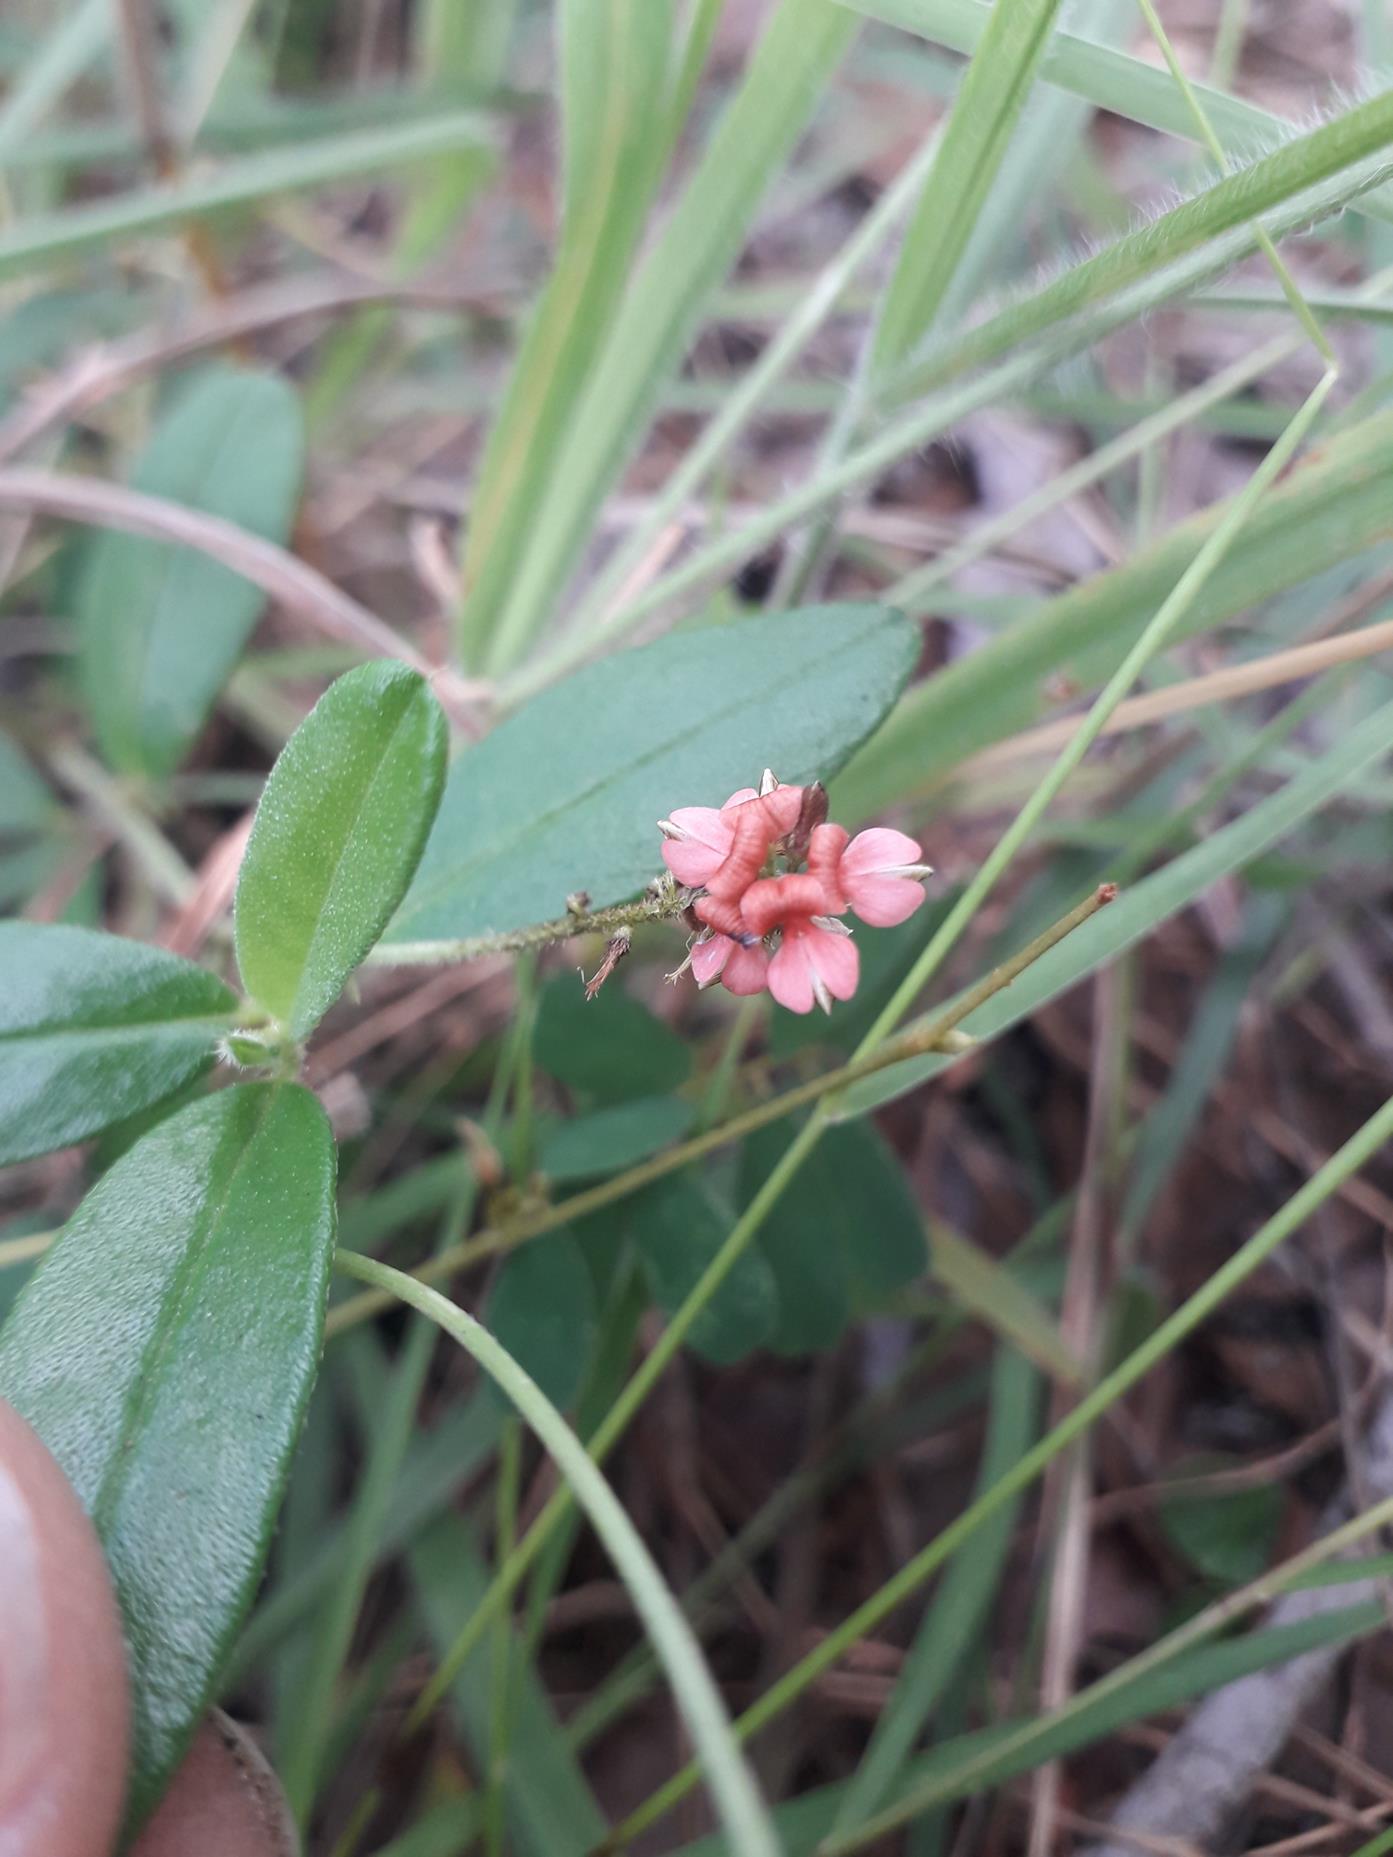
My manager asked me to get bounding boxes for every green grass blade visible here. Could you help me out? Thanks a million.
[0,109,495,285]
[836,403,1393,820]
[457,0,677,670]
[467,0,858,675]
[408,1518,607,1857]
[336,1250,781,1857]
[1118,895,1286,1247]
[874,0,1068,364]
[841,0,1393,228]
[830,1347,1038,1832]
[841,690,1393,1119]
[614,1084,1393,1845]
[891,86,1393,397]
[601,106,1393,639]
[0,0,108,164]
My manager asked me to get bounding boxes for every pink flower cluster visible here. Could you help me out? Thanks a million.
[659,774,931,1015]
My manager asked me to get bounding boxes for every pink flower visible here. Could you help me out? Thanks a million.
[770,918,858,1015]
[656,772,930,1016]
[690,933,769,996]
[810,824,931,928]
[658,788,756,888]
[739,873,859,1016]
[659,783,804,890]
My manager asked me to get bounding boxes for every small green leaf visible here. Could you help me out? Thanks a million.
[0,1083,336,1825]
[739,1120,924,1353]
[534,973,691,1104]
[76,366,305,778]
[0,923,236,1166]
[630,1173,778,1365]
[388,605,917,947]
[1159,1464,1283,1586]
[235,661,448,1038]
[488,1233,598,1411]
[539,1096,696,1184]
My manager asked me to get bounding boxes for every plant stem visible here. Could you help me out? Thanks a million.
[610,1084,1393,1852]
[326,884,1114,1341]
[364,886,691,967]
[338,887,1114,1728]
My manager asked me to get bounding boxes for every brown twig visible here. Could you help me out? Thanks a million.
[0,274,502,466]
[0,467,488,722]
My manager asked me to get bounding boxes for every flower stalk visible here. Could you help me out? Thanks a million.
[327,882,1116,1339]
[364,882,692,967]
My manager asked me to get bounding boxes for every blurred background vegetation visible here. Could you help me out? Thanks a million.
[6,1,1393,1852]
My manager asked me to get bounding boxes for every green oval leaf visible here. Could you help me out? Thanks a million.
[0,923,236,1166]
[630,1174,778,1365]
[487,1232,598,1412]
[386,604,917,946]
[0,1083,336,1825]
[738,1120,924,1354]
[235,661,448,1039]
[539,1096,695,1184]
[76,366,305,779]
[534,972,691,1105]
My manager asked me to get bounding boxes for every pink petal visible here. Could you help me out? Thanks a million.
[741,872,826,939]
[840,827,923,878]
[662,838,727,887]
[806,923,859,1002]
[807,823,849,913]
[705,807,774,900]
[722,942,769,996]
[695,893,748,940]
[721,788,760,809]
[845,875,926,928]
[759,784,805,836]
[690,935,731,987]
[660,806,735,887]
[669,806,735,851]
[767,936,816,1014]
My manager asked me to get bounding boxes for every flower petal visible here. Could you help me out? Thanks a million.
[806,922,859,1002]
[807,822,849,913]
[758,784,805,836]
[690,935,731,987]
[840,827,928,925]
[721,787,760,809]
[668,806,735,851]
[662,838,726,886]
[695,893,748,939]
[722,942,769,996]
[741,872,826,939]
[840,827,923,877]
[767,935,816,1014]
[705,806,775,900]
[846,875,926,928]
[660,805,736,886]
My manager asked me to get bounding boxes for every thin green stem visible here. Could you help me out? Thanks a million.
[325,885,1111,1341]
[598,370,1338,1845]
[515,125,945,703]
[484,1418,521,1857]
[830,1483,1393,1850]
[610,1085,1393,1849]
[333,1251,781,1857]
[1134,0,1333,362]
[48,741,196,908]
[364,885,689,967]
[858,367,1336,1056]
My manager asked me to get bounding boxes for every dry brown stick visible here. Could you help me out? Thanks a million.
[963,568,1393,774]
[0,274,500,466]
[1031,966,1124,1857]
[1085,1388,1393,1857]
[0,467,488,719]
